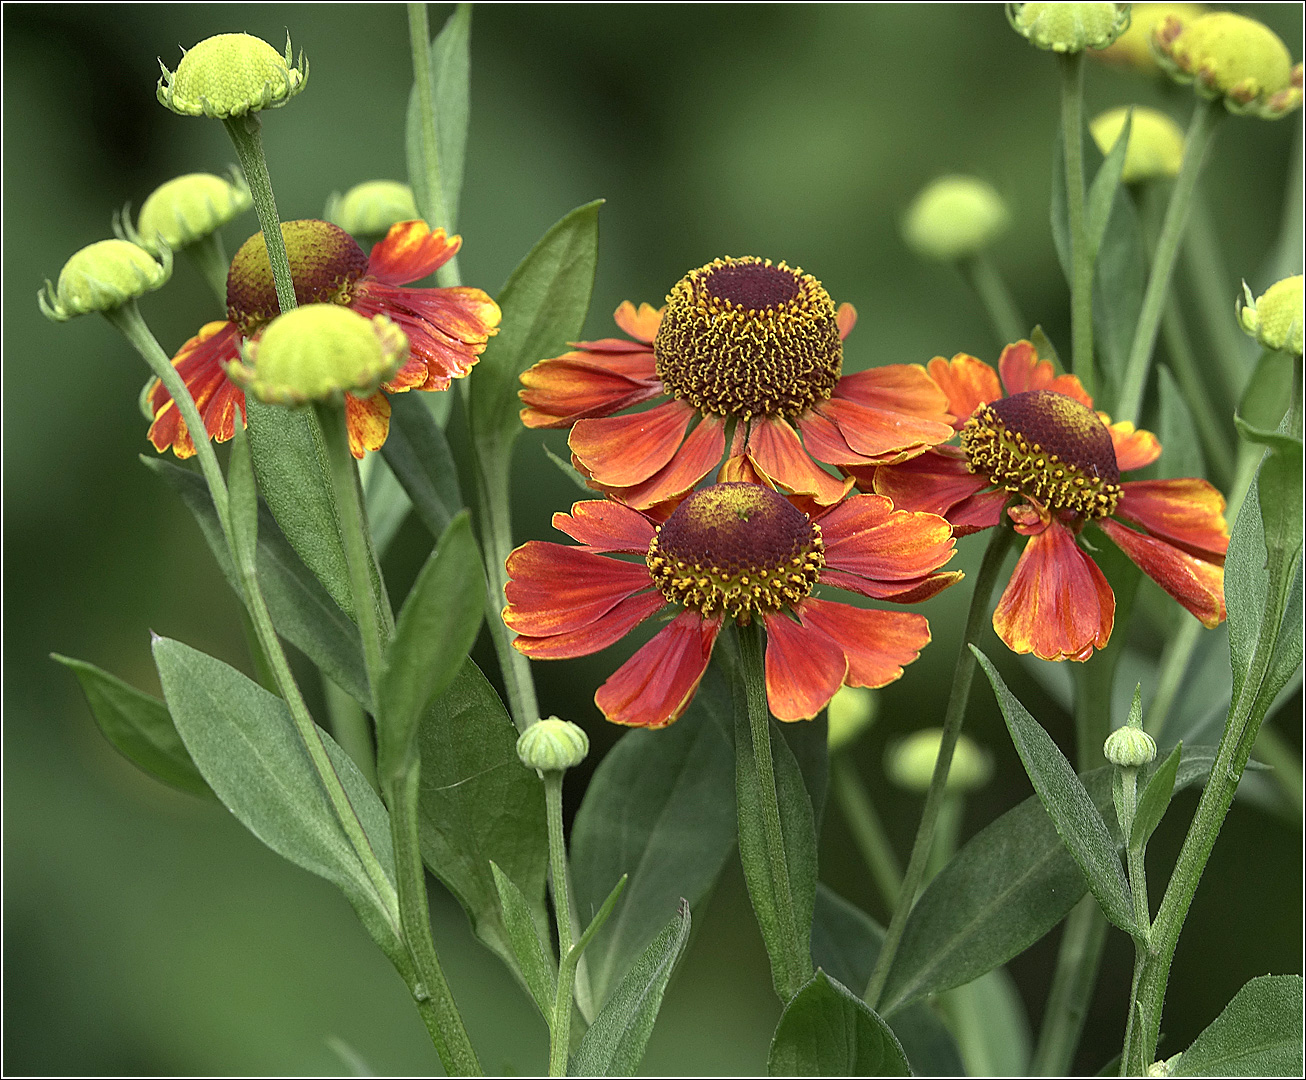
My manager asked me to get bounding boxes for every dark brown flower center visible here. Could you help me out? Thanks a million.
[646,482,825,620]
[961,390,1121,519]
[226,219,369,335]
[652,257,843,421]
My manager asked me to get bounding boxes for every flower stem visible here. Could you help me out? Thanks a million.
[962,252,1027,347]
[222,114,297,315]
[407,0,461,288]
[1059,50,1095,402]
[832,756,902,913]
[1116,99,1223,427]
[545,772,575,1076]
[864,524,1015,1009]
[316,400,481,1076]
[186,232,231,307]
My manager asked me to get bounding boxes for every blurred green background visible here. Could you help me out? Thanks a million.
[4,3,1301,1074]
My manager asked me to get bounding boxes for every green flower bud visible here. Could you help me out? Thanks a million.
[886,729,993,793]
[1104,725,1157,768]
[1008,3,1131,54]
[1238,275,1303,357]
[123,171,252,255]
[227,304,407,406]
[827,686,877,753]
[1096,4,1206,73]
[516,717,590,773]
[39,239,172,322]
[1089,107,1186,183]
[903,176,1011,262]
[326,181,419,238]
[158,32,308,119]
[1153,12,1303,119]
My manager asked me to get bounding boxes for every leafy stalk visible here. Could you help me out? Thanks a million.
[1059,51,1095,399]
[407,0,461,287]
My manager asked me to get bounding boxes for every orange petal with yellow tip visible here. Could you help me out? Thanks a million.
[612,301,664,344]
[552,499,656,554]
[366,220,460,285]
[992,518,1115,662]
[504,542,654,637]
[595,610,723,728]
[998,340,1092,406]
[148,320,245,458]
[1098,518,1225,627]
[762,611,848,722]
[570,399,695,487]
[1117,479,1228,562]
[926,354,1002,428]
[837,303,858,340]
[746,415,854,504]
[798,599,931,689]
[1108,421,1162,472]
[344,392,391,459]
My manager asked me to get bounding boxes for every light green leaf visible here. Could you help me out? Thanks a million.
[227,415,258,574]
[53,654,211,797]
[767,970,910,1077]
[380,391,464,539]
[490,860,556,1021]
[406,3,470,234]
[1157,365,1205,481]
[940,967,1032,1078]
[1238,349,1295,435]
[1174,974,1304,1076]
[1086,108,1132,263]
[544,442,598,495]
[1131,741,1181,849]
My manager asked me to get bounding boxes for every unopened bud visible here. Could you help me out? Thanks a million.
[827,686,877,752]
[886,729,992,793]
[126,172,252,254]
[903,176,1010,262]
[39,239,171,322]
[1089,107,1186,183]
[327,181,420,238]
[517,717,589,772]
[1238,276,1303,357]
[1104,725,1157,768]
[1008,3,1131,54]
[158,32,308,119]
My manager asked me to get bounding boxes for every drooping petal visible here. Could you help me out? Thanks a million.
[504,542,654,637]
[612,300,664,344]
[1097,518,1225,627]
[795,409,880,467]
[762,611,848,722]
[147,320,245,458]
[991,518,1115,662]
[821,494,958,582]
[926,353,1002,428]
[1108,421,1163,472]
[366,220,461,285]
[1116,479,1229,562]
[570,399,697,487]
[798,598,930,688]
[595,610,723,727]
[513,591,667,659]
[552,499,656,554]
[613,414,728,510]
[820,567,965,604]
[868,449,992,516]
[519,351,663,428]
[948,488,1010,535]
[344,392,391,458]
[826,364,955,454]
[746,415,854,504]
[837,303,858,340]
[997,340,1092,406]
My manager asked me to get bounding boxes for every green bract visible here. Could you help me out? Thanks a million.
[158,32,308,119]
[1090,106,1186,183]
[39,238,171,322]
[1239,275,1304,356]
[517,717,589,772]
[1008,2,1130,54]
[903,175,1010,261]
[126,172,252,254]
[886,729,993,793]
[327,180,419,237]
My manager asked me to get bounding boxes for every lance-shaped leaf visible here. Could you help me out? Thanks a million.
[406,3,470,234]
[1085,109,1132,264]
[490,860,556,1021]
[1157,365,1205,482]
[380,391,464,539]
[569,900,692,1077]
[1131,741,1181,850]
[1174,974,1304,1076]
[768,969,910,1077]
[227,417,258,575]
[974,647,1136,935]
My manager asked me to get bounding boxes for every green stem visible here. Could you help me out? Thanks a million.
[962,252,1026,346]
[222,114,297,315]
[317,400,481,1075]
[185,232,230,306]
[1117,99,1223,427]
[238,604,280,695]
[1059,50,1095,401]
[1030,898,1110,1076]
[545,772,574,1076]
[323,673,379,792]
[1142,618,1201,740]
[832,756,903,913]
[865,524,1015,1009]
[407,1,461,287]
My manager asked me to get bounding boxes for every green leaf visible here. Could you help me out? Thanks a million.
[1174,974,1304,1076]
[575,875,629,960]
[141,456,369,708]
[362,456,412,559]
[150,636,402,958]
[379,511,483,758]
[1030,325,1064,370]
[380,391,464,539]
[1131,740,1181,849]
[470,200,602,457]
[569,900,692,1077]
[779,712,830,829]
[975,647,1136,934]
[767,970,910,1077]
[1085,108,1132,264]
[227,416,258,574]
[490,860,556,1021]
[1091,180,1147,403]
[417,659,549,980]
[406,3,470,234]
[52,655,211,797]
[939,967,1032,1078]
[1157,365,1205,481]
[571,664,736,1008]
[1238,348,1295,435]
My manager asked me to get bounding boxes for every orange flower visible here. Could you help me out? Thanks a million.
[147,219,500,459]
[519,257,955,509]
[503,482,962,727]
[864,342,1229,662]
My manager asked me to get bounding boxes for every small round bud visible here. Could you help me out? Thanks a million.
[516,717,589,772]
[158,32,308,119]
[39,239,172,322]
[1008,3,1131,54]
[1238,275,1303,357]
[227,304,407,406]
[1104,725,1157,768]
[886,729,993,793]
[126,172,252,254]
[327,181,419,238]
[827,686,877,753]
[903,176,1011,262]
[1153,12,1303,119]
[1096,4,1205,73]
[1089,107,1186,183]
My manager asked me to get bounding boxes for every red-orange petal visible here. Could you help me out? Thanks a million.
[344,392,391,459]
[926,354,1002,428]
[762,611,848,722]
[1117,479,1229,562]
[147,320,246,458]
[992,519,1115,662]
[808,398,948,465]
[552,500,656,554]
[796,409,880,467]
[595,610,723,727]
[949,489,1009,535]
[504,542,653,636]
[366,220,460,285]
[1108,421,1162,472]
[613,301,664,345]
[1098,518,1226,627]
[747,415,854,504]
[821,494,958,582]
[611,415,728,511]
[833,364,954,428]
[837,303,858,341]
[870,449,992,516]
[570,399,696,487]
[820,567,965,604]
[998,340,1092,407]
[519,355,663,428]
[513,591,667,659]
[798,598,930,688]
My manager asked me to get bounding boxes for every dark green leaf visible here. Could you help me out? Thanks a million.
[939,967,1032,1077]
[227,416,258,574]
[52,654,211,797]
[1174,974,1304,1076]
[1157,365,1205,481]
[571,664,735,1008]
[1265,558,1304,717]
[780,713,830,830]
[380,391,463,539]
[362,456,411,559]
[1131,741,1181,849]
[417,659,549,978]
[1091,181,1147,403]
[1086,108,1132,263]
[1051,129,1071,285]
[406,3,470,233]
[974,647,1136,935]
[141,456,369,708]
[569,900,692,1077]
[380,511,483,757]
[490,860,556,1021]
[576,875,629,959]
[767,970,910,1077]
[1235,421,1303,564]
[1238,349,1295,435]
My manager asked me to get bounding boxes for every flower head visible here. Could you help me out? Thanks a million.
[39,239,171,322]
[158,32,308,119]
[866,342,1229,662]
[146,219,500,458]
[1008,3,1131,54]
[1238,275,1303,357]
[519,257,955,510]
[327,181,420,238]
[903,176,1011,262]
[122,171,252,255]
[1089,107,1186,183]
[504,482,961,727]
